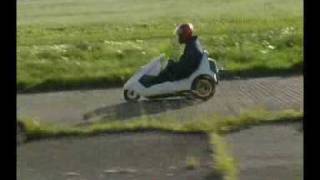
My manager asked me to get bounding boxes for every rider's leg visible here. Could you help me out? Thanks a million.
[139,63,175,87]
[151,70,171,84]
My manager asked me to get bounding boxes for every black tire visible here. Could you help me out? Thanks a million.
[216,73,220,85]
[191,76,216,100]
[17,121,27,145]
[124,89,140,102]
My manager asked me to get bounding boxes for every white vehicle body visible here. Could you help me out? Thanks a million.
[123,51,218,100]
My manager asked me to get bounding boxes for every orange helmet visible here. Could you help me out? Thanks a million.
[175,23,194,40]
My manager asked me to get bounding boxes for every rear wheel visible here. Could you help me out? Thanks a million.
[191,76,216,100]
[124,89,140,102]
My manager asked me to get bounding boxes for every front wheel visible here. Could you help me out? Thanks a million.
[191,76,216,100]
[124,89,140,102]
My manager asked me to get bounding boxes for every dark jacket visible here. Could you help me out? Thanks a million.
[139,36,204,87]
[166,36,204,80]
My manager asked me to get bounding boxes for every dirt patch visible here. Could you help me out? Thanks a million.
[17,132,221,180]
[226,122,303,180]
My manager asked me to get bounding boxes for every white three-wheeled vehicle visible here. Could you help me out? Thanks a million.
[123,50,219,102]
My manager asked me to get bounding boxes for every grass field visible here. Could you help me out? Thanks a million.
[18,0,303,91]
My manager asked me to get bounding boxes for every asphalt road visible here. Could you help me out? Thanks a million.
[226,122,303,180]
[17,132,220,180]
[17,75,303,180]
[17,75,303,126]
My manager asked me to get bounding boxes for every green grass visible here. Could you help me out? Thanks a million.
[210,133,238,180]
[185,156,201,170]
[20,108,302,140]
[17,0,303,92]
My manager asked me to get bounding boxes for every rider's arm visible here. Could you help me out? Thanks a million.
[170,44,202,80]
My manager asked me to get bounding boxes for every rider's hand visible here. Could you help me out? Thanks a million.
[160,57,167,70]
[165,59,176,72]
[167,59,175,65]
[160,57,166,64]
